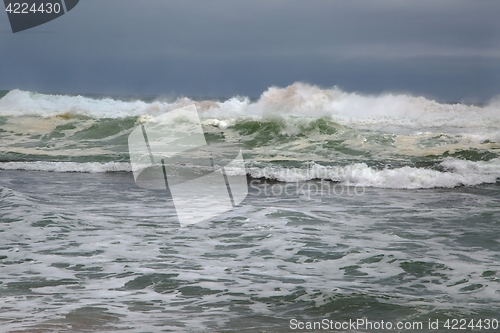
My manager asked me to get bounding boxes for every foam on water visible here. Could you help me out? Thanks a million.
[0,157,498,189]
[239,157,500,189]
[2,84,500,127]
[1,84,500,331]
[0,161,131,173]
[0,171,499,332]
[0,89,153,118]
[1,84,499,190]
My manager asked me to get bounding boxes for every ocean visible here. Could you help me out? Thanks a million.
[0,83,499,332]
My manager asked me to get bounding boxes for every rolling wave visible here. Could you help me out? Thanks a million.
[1,83,499,189]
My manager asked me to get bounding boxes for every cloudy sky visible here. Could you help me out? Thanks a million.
[1,0,499,102]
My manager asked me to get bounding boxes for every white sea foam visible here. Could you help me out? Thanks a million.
[249,158,500,189]
[1,158,498,189]
[1,85,499,189]
[1,169,498,332]
[0,89,165,118]
[1,86,499,333]
[2,84,500,131]
[0,161,131,173]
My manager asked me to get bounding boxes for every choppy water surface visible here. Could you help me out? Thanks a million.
[1,84,500,332]
[0,171,499,332]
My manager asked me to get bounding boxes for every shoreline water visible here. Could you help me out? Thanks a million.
[1,170,499,332]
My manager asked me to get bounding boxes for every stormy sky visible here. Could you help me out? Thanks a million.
[1,0,499,102]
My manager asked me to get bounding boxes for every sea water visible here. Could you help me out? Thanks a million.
[0,83,499,332]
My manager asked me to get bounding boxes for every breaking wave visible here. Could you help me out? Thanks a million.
[1,83,499,189]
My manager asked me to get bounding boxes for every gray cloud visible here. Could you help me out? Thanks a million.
[1,0,499,102]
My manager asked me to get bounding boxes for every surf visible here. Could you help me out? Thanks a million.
[1,83,499,189]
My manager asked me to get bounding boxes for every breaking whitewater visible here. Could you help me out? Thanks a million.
[0,83,499,189]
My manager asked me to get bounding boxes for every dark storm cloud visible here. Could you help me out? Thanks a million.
[1,0,499,101]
